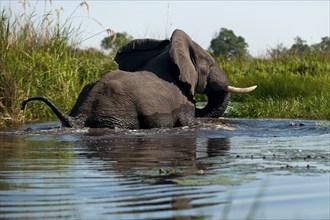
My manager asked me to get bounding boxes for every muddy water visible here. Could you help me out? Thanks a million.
[0,118,329,219]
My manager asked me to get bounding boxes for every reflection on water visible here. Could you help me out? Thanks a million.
[0,118,329,219]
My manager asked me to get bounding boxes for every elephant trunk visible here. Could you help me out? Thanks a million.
[21,97,75,127]
[195,91,230,118]
[195,65,257,118]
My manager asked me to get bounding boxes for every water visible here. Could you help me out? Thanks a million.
[0,118,329,219]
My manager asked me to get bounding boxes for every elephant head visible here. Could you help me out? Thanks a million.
[115,29,256,118]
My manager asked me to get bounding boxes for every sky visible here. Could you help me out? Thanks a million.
[1,0,329,56]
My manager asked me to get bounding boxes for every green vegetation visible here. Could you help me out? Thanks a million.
[221,51,330,119]
[0,7,116,128]
[101,32,134,52]
[0,5,329,129]
[209,28,249,59]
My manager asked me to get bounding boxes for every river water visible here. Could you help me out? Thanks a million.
[0,118,329,219]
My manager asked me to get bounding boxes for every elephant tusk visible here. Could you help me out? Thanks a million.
[227,85,257,93]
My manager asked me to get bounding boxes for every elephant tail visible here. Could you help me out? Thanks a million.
[21,96,74,127]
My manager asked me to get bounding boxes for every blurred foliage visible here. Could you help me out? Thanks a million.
[209,28,249,59]
[101,32,133,52]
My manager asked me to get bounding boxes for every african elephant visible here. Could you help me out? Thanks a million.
[22,29,256,129]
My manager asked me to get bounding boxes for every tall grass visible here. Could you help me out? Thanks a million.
[0,4,116,128]
[221,52,330,119]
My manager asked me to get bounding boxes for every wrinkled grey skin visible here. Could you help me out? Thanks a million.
[22,29,232,129]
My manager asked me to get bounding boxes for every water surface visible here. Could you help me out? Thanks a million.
[0,118,329,219]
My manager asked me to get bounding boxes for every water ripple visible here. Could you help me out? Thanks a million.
[1,119,329,219]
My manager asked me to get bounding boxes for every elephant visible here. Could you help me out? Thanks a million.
[21,29,256,129]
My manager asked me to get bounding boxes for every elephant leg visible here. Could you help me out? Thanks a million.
[83,96,141,129]
[138,103,194,129]
[175,103,195,127]
[138,114,173,129]
[86,115,140,129]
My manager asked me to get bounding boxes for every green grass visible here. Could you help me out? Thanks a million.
[0,7,116,128]
[221,53,330,119]
[1,6,329,129]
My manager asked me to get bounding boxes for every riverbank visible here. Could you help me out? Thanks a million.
[1,8,329,128]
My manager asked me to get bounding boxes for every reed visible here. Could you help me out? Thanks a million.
[0,5,116,128]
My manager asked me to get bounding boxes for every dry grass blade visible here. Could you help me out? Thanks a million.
[80,1,90,15]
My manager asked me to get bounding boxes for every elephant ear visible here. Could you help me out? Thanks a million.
[169,29,198,96]
[115,39,170,71]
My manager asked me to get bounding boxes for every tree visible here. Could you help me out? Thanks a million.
[101,32,133,51]
[209,28,249,59]
[290,36,310,55]
[312,36,330,52]
[266,43,289,59]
